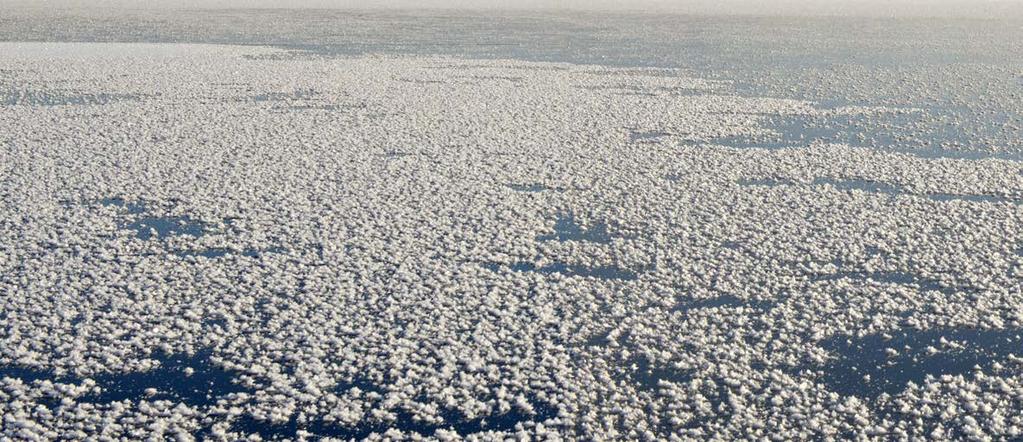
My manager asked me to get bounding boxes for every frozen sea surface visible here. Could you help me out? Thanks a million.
[1,10,1022,441]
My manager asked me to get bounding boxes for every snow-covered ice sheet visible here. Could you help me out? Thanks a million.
[1,42,1023,440]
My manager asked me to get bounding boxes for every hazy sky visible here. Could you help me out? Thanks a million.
[4,0,1023,18]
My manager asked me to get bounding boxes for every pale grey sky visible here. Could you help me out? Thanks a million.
[4,0,1022,18]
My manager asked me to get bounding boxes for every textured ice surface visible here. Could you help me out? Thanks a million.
[0,35,1022,441]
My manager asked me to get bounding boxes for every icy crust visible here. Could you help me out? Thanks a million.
[0,42,1022,441]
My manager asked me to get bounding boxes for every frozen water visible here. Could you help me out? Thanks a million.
[100,197,146,215]
[507,183,561,192]
[537,213,613,244]
[740,177,1022,206]
[1,89,142,106]
[627,356,694,391]
[811,178,903,195]
[700,110,1023,156]
[629,130,674,144]
[98,198,209,240]
[809,271,971,296]
[817,328,1023,399]
[674,294,775,312]
[0,350,251,407]
[85,350,252,406]
[123,215,206,240]
[174,246,284,259]
[249,89,318,102]
[2,11,1023,440]
[0,365,54,385]
[229,397,556,439]
[484,262,638,281]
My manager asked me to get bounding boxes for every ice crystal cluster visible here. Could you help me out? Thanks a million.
[1,42,1022,440]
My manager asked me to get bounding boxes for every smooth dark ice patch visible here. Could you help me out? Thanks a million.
[740,178,1018,205]
[507,183,561,193]
[174,246,285,259]
[895,147,1023,162]
[817,178,1019,204]
[284,103,360,111]
[380,150,437,159]
[537,213,612,244]
[484,262,638,281]
[249,89,361,111]
[813,178,902,195]
[575,84,650,93]
[124,215,206,240]
[652,86,724,96]
[100,197,209,240]
[1,89,142,106]
[228,415,306,441]
[100,197,146,214]
[701,111,1023,162]
[460,74,523,82]
[0,350,252,407]
[230,396,557,440]
[629,130,673,144]
[628,356,693,391]
[674,295,775,312]
[700,114,845,149]
[0,364,56,384]
[333,376,384,396]
[399,78,447,84]
[737,178,794,187]
[817,328,1023,399]
[249,88,318,102]
[810,271,971,295]
[83,350,253,406]
[721,241,743,250]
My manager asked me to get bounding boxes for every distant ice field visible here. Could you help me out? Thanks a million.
[0,11,1022,441]
[3,9,1023,157]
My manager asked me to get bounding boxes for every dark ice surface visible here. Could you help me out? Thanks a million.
[815,328,1023,399]
[0,349,252,407]
[537,213,613,244]
[484,261,638,281]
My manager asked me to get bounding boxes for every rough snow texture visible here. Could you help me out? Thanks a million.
[1,42,1022,441]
